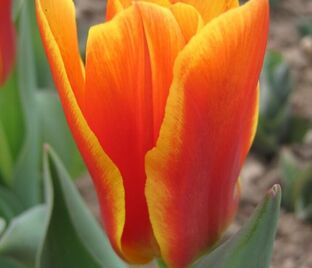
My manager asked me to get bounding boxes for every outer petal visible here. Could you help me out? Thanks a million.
[84,2,184,263]
[0,0,15,86]
[173,0,239,23]
[36,0,125,259]
[36,0,85,105]
[145,0,269,267]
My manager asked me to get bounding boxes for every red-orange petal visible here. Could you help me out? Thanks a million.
[36,0,125,259]
[145,0,269,267]
[172,0,239,23]
[0,0,15,86]
[84,2,184,263]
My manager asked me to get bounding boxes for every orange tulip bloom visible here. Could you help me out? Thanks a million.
[36,0,269,266]
[0,0,15,86]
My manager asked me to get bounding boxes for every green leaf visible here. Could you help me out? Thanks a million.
[27,0,53,88]
[191,185,281,268]
[13,0,24,21]
[0,121,14,185]
[0,257,26,268]
[36,91,85,179]
[12,0,41,207]
[0,186,23,222]
[38,145,125,268]
[0,71,25,185]
[0,218,6,236]
[0,205,47,268]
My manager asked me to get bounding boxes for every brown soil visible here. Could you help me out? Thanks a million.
[75,0,312,267]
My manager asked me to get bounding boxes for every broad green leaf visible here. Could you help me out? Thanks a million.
[191,185,281,268]
[36,91,85,179]
[0,186,23,221]
[12,0,41,207]
[38,146,125,268]
[0,121,14,185]
[0,257,26,268]
[0,71,25,182]
[13,0,24,20]
[0,218,6,235]
[27,0,53,88]
[0,205,47,268]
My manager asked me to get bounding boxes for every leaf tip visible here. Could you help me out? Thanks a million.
[43,143,51,153]
[268,184,281,199]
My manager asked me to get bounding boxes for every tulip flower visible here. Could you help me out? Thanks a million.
[36,0,269,266]
[0,0,15,86]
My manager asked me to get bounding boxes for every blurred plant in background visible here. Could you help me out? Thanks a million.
[252,50,311,158]
[279,134,312,222]
[297,18,312,38]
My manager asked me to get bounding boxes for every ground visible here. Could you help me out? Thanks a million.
[75,0,312,267]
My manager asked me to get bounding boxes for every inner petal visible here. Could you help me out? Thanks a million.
[84,3,184,263]
[171,0,239,23]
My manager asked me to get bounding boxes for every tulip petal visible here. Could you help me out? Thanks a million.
[36,0,125,259]
[84,2,184,263]
[106,0,171,20]
[145,0,269,267]
[173,0,239,23]
[35,0,85,105]
[0,0,15,86]
[169,3,204,43]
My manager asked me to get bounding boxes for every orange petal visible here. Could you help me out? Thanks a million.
[36,0,125,259]
[35,0,85,106]
[0,0,15,86]
[84,2,184,263]
[169,3,204,43]
[106,0,171,20]
[172,0,239,23]
[145,0,269,267]
[106,0,126,21]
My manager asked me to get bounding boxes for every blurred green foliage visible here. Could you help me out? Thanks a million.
[0,0,85,217]
[269,0,279,8]
[297,18,312,37]
[253,50,311,158]
[280,140,312,222]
